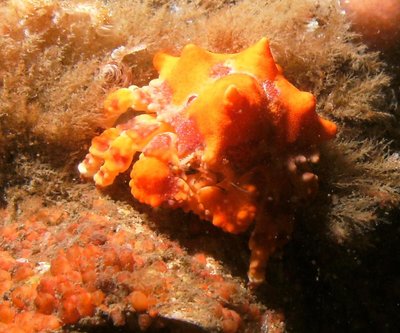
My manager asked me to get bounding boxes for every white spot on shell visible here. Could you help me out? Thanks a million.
[78,162,88,175]
[306,18,319,32]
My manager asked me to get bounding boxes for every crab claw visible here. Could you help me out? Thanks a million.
[79,115,169,187]
[130,156,192,208]
[78,127,121,178]
[130,132,191,207]
[103,86,155,125]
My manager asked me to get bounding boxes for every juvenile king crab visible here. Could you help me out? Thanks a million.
[79,38,337,286]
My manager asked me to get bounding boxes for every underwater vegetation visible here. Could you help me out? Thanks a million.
[0,0,399,332]
[0,194,274,332]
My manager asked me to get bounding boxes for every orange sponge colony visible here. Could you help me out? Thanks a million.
[79,38,336,285]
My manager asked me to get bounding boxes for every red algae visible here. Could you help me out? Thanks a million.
[34,291,58,315]
[221,308,242,333]
[13,263,35,282]
[128,290,149,312]
[109,306,126,326]
[0,302,15,324]
[0,190,283,332]
[0,251,16,271]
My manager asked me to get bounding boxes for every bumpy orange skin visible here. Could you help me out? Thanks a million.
[79,38,337,285]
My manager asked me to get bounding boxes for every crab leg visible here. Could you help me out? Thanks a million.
[248,210,294,287]
[103,79,171,125]
[130,132,193,208]
[79,114,170,187]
